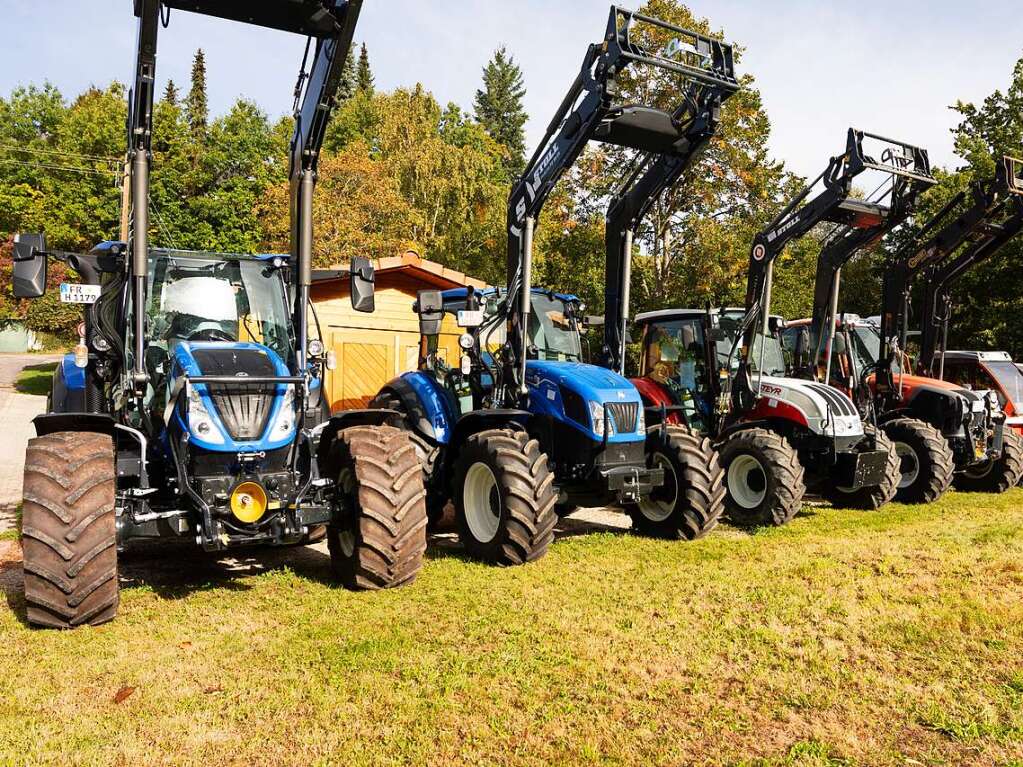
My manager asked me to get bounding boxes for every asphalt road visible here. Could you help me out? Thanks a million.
[0,354,60,532]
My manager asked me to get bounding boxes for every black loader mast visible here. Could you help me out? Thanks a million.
[126,0,362,387]
[600,57,738,375]
[915,156,1023,378]
[503,5,738,404]
[733,129,933,412]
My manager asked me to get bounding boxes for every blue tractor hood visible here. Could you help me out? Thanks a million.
[525,360,644,444]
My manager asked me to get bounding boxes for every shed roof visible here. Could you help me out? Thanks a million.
[312,250,487,290]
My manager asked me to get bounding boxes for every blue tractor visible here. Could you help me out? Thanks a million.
[372,7,744,562]
[9,1,427,629]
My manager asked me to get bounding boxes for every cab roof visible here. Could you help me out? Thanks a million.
[941,351,1015,363]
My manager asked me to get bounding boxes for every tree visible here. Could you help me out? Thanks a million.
[356,43,374,94]
[186,49,208,140]
[474,46,527,175]
[162,79,180,107]
[336,43,358,102]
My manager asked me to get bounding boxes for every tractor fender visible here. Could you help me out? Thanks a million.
[49,353,86,413]
[375,373,457,445]
[33,412,115,438]
[315,408,402,471]
[450,409,533,447]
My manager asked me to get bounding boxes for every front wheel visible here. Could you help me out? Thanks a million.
[453,429,556,565]
[822,428,900,510]
[627,425,725,540]
[954,428,1023,493]
[881,418,954,504]
[327,426,428,589]
[22,431,118,629]
[718,428,805,527]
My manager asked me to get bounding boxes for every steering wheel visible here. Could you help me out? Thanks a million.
[188,328,237,343]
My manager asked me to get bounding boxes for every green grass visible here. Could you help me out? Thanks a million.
[2,491,1023,765]
[13,362,58,396]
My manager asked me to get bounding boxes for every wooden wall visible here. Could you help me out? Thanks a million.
[311,271,466,411]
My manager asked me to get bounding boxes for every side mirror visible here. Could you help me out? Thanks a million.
[349,256,375,313]
[797,329,811,359]
[584,315,605,328]
[767,316,786,335]
[12,233,48,299]
[414,289,444,337]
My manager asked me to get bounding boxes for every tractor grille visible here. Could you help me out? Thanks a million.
[208,383,275,441]
[608,402,639,434]
[193,348,277,442]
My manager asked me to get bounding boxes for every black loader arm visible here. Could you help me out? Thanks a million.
[601,49,739,374]
[127,0,360,400]
[732,129,933,410]
[916,157,1023,376]
[502,5,738,403]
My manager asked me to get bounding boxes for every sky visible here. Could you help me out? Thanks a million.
[1,1,1021,180]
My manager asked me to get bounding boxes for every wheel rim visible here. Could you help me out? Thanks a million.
[463,462,501,543]
[893,441,920,489]
[638,452,677,522]
[727,453,767,510]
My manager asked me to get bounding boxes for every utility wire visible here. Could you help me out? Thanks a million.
[0,143,120,165]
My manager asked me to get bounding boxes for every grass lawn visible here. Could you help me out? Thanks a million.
[2,491,1022,766]
[14,362,58,397]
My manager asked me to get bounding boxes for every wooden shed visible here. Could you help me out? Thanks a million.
[311,251,488,412]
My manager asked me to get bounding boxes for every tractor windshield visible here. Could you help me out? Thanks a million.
[846,323,900,378]
[146,250,294,362]
[527,294,582,362]
[717,312,787,377]
[986,361,1023,411]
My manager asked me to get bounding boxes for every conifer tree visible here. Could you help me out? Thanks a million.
[473,46,528,174]
[356,43,374,94]
[186,49,208,140]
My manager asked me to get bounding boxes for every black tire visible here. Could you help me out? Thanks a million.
[822,428,900,510]
[327,425,428,589]
[881,417,954,504]
[370,392,446,526]
[718,428,805,527]
[453,429,556,565]
[627,425,725,540]
[954,427,1023,494]
[22,431,118,629]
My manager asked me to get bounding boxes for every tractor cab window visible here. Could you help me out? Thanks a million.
[527,294,582,362]
[641,318,712,428]
[716,312,787,377]
[846,323,900,379]
[986,361,1023,411]
[146,251,295,363]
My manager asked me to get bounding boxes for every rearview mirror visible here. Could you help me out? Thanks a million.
[767,316,786,334]
[414,289,444,337]
[584,315,605,328]
[12,233,48,299]
[349,256,375,313]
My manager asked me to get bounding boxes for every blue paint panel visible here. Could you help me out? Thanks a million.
[167,341,297,453]
[525,360,645,445]
[60,353,86,391]
[400,371,457,445]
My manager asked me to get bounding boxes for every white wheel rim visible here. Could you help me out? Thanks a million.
[463,462,501,543]
[894,442,920,489]
[638,453,677,522]
[728,453,767,510]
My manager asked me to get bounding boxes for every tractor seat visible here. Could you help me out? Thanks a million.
[595,106,683,153]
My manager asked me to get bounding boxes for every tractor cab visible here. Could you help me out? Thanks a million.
[938,351,1023,433]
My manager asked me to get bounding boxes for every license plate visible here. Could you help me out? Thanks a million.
[60,283,101,304]
[457,310,484,327]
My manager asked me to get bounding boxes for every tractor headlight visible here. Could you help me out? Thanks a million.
[636,405,646,433]
[268,386,297,442]
[589,400,615,438]
[187,387,225,445]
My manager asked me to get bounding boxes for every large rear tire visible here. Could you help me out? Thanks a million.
[881,418,954,504]
[453,429,556,565]
[627,425,725,540]
[718,428,805,527]
[822,428,900,510]
[370,392,445,527]
[327,426,428,589]
[954,427,1023,494]
[22,431,118,629]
